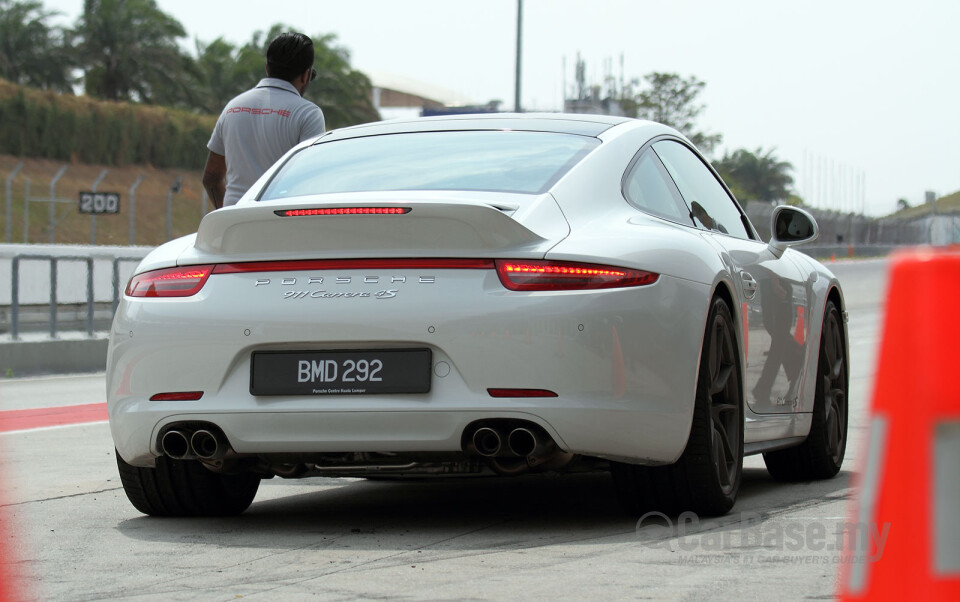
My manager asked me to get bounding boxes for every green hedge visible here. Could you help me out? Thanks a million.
[0,78,216,169]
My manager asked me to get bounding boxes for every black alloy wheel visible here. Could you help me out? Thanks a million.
[706,300,742,496]
[612,297,744,516]
[764,299,848,480]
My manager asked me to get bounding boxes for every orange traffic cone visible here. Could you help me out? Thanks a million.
[839,249,960,601]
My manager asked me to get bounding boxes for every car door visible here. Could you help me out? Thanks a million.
[652,139,812,414]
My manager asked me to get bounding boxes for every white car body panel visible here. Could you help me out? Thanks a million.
[107,114,846,478]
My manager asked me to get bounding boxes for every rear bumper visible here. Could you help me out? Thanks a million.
[108,270,710,467]
[111,401,694,468]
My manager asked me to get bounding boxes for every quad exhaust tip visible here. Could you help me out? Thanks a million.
[190,429,222,460]
[160,429,191,460]
[507,427,538,457]
[160,426,229,460]
[472,427,503,457]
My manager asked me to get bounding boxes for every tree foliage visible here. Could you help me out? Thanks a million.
[304,33,379,129]
[0,0,74,91]
[193,35,263,114]
[0,77,214,167]
[0,0,381,128]
[618,72,722,155]
[72,0,198,104]
[713,147,794,203]
[198,24,379,129]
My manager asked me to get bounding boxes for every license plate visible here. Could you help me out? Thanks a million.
[250,349,432,396]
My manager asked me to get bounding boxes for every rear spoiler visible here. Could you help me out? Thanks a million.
[179,193,570,264]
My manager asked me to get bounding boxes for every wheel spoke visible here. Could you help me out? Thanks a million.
[823,320,844,382]
[708,323,721,381]
[713,425,733,488]
[712,402,737,416]
[716,423,735,469]
[710,364,734,396]
[824,395,838,454]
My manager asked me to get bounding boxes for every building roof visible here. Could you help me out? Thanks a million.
[364,68,476,107]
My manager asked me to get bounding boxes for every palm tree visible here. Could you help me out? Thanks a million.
[207,24,379,128]
[0,0,74,91]
[714,147,794,203]
[304,33,379,129]
[71,0,198,105]
[193,36,263,114]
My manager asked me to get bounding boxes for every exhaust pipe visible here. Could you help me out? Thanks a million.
[472,427,502,457]
[161,430,191,460]
[507,427,539,457]
[191,429,223,460]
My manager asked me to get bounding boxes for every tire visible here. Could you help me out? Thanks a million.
[763,300,848,480]
[612,297,744,517]
[116,450,260,517]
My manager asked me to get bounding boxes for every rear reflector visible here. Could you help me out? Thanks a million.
[495,260,658,291]
[487,388,558,398]
[126,265,214,297]
[149,391,204,401]
[276,207,411,217]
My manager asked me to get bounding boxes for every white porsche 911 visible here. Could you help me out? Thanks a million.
[107,114,848,517]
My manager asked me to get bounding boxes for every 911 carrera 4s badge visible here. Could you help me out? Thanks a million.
[281,289,398,299]
[250,349,432,395]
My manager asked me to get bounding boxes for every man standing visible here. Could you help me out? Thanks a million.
[203,32,326,208]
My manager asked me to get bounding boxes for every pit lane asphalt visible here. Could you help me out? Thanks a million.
[0,257,887,600]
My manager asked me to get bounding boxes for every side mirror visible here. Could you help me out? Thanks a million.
[769,205,818,253]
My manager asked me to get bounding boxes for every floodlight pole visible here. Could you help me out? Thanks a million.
[515,0,523,113]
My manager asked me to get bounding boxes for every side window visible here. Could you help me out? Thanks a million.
[622,148,692,225]
[653,140,751,240]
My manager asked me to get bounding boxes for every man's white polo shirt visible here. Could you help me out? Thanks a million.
[208,78,325,206]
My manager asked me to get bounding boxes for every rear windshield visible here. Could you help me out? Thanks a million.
[259,130,600,200]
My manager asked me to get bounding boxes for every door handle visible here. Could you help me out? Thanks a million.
[740,271,758,299]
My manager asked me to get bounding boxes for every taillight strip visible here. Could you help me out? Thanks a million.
[275,207,411,217]
[213,259,495,274]
[126,258,658,298]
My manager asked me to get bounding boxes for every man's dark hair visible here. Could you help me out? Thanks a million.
[266,32,315,82]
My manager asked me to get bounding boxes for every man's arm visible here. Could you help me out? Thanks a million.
[300,106,325,142]
[202,151,227,209]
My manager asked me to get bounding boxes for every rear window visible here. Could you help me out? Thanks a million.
[259,130,600,200]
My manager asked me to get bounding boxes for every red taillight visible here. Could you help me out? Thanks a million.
[276,207,411,217]
[125,265,214,297]
[495,260,658,291]
[149,391,204,401]
[487,388,558,398]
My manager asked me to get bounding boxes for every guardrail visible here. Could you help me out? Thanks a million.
[112,256,145,313]
[8,253,144,339]
[11,254,94,339]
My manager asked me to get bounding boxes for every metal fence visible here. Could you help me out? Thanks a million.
[4,250,147,339]
[745,203,934,247]
[2,163,209,246]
